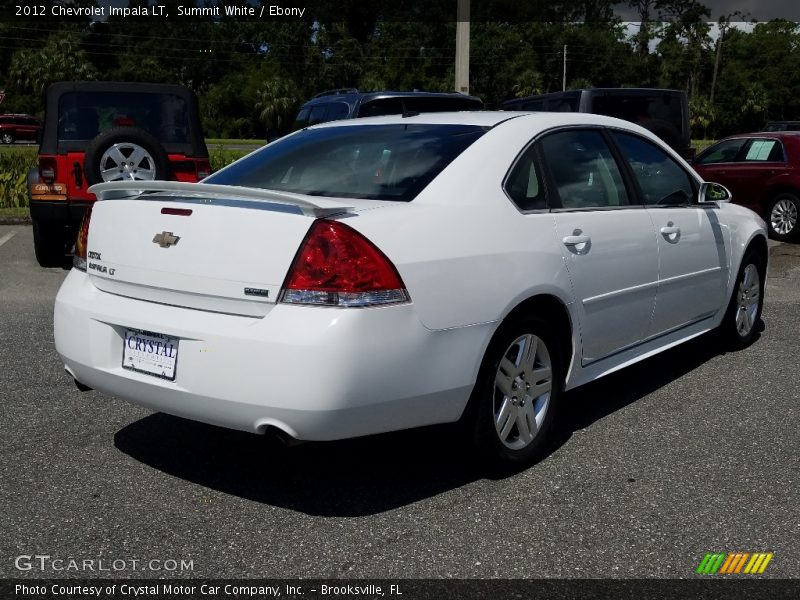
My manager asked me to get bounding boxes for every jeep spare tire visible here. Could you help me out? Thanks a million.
[83,127,170,186]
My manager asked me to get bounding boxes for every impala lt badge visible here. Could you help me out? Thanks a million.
[153,231,180,248]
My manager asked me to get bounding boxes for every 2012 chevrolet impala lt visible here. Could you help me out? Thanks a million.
[54,112,767,465]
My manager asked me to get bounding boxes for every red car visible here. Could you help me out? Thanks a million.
[692,132,800,241]
[0,113,41,144]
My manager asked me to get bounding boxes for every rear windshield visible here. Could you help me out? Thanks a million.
[57,91,189,143]
[206,124,486,201]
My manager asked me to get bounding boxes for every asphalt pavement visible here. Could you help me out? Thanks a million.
[0,225,797,579]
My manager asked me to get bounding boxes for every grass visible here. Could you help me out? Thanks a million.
[0,207,30,218]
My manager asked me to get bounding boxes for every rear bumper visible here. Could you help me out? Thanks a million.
[54,270,491,441]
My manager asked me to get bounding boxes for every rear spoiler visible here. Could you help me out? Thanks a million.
[88,181,354,218]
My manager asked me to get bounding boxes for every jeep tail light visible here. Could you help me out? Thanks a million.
[39,158,57,183]
[73,207,92,271]
[279,220,409,307]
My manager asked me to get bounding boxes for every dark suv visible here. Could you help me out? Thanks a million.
[501,88,692,158]
[0,114,42,144]
[294,89,484,129]
[30,81,211,267]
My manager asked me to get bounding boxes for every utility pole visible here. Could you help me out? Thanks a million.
[562,45,567,91]
[455,0,470,94]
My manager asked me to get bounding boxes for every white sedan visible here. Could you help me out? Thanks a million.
[54,112,768,465]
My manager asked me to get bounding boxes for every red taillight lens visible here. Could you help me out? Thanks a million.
[73,207,92,271]
[279,220,409,307]
[39,157,57,183]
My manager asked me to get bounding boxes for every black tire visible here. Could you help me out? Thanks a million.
[83,127,170,186]
[1,131,14,144]
[718,249,766,349]
[32,218,67,268]
[469,316,564,467]
[641,119,683,154]
[766,193,800,242]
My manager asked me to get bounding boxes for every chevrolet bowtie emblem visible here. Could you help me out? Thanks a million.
[152,231,180,248]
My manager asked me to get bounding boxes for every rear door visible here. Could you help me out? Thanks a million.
[719,137,786,213]
[611,131,729,336]
[692,137,749,194]
[537,128,659,363]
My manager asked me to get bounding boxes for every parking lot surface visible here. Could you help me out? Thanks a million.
[0,224,797,579]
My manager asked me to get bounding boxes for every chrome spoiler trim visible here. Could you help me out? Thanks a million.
[88,181,354,218]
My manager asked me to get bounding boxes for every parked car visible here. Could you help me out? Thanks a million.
[501,88,692,158]
[692,132,800,241]
[0,113,42,144]
[30,81,211,267]
[762,121,800,132]
[54,112,767,466]
[293,89,484,129]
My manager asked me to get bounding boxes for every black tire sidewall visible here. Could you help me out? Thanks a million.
[83,127,170,186]
[32,218,65,268]
[767,193,800,242]
[471,316,564,466]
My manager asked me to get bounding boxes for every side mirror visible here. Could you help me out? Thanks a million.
[699,182,731,204]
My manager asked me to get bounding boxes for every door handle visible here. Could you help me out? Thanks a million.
[660,224,681,243]
[563,235,591,246]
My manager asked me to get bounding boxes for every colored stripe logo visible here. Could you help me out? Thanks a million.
[696,552,773,574]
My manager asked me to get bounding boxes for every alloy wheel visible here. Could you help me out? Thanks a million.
[770,198,798,236]
[99,143,157,182]
[493,333,553,450]
[735,263,761,337]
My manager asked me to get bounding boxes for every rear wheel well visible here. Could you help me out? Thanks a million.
[498,295,573,381]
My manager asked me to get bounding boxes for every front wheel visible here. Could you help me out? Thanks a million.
[470,316,563,466]
[719,250,765,349]
[767,193,799,242]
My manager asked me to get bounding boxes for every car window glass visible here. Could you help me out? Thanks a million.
[540,129,629,209]
[206,124,487,202]
[57,91,189,143]
[505,149,545,210]
[744,139,783,161]
[357,98,404,118]
[612,132,695,206]
[325,102,350,122]
[307,105,329,125]
[293,108,310,129]
[697,138,747,164]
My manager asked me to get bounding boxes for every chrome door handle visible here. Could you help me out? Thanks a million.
[660,226,680,235]
[563,235,591,246]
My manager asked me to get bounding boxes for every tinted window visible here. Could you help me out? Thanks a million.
[505,148,546,210]
[307,105,329,125]
[206,124,486,201]
[325,102,350,122]
[293,107,310,129]
[613,132,695,206]
[592,93,682,132]
[57,91,189,143]
[402,96,483,113]
[358,98,403,118]
[697,138,747,164]
[540,130,629,209]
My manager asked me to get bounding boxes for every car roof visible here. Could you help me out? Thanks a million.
[306,110,648,131]
[719,131,800,140]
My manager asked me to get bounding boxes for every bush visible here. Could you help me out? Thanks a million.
[0,148,37,208]
[209,147,252,172]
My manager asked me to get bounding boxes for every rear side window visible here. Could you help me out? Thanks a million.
[505,147,546,210]
[540,129,629,209]
[742,139,784,162]
[592,93,683,133]
[358,98,404,118]
[206,124,487,201]
[402,96,483,113]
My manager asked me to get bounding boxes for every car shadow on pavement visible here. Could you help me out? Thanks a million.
[113,328,759,517]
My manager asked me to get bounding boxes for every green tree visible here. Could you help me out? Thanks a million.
[255,78,302,134]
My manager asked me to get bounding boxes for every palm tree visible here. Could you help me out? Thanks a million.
[255,78,301,134]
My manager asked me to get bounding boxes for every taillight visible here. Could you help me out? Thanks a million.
[73,207,92,271]
[279,220,409,307]
[39,157,57,183]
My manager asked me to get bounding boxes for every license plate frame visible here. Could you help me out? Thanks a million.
[122,328,179,381]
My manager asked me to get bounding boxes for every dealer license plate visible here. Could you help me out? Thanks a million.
[122,328,179,381]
